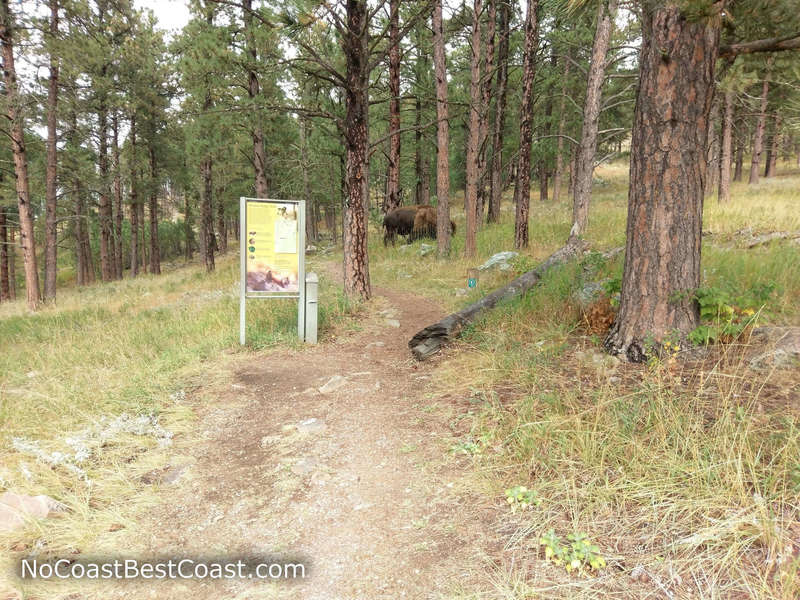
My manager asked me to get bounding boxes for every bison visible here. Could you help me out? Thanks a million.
[383,204,456,246]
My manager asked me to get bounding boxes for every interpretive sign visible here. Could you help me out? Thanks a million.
[240,198,306,344]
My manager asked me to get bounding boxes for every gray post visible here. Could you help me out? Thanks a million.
[239,196,246,345]
[304,272,319,344]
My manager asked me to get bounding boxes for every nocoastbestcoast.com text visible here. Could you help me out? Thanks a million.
[19,558,306,581]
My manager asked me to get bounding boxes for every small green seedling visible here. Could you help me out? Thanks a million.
[504,485,540,512]
[540,529,606,574]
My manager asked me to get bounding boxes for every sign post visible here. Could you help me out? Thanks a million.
[239,197,306,345]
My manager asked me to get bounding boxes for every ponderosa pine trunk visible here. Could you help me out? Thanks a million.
[201,155,215,272]
[148,144,161,274]
[414,25,431,207]
[476,0,496,221]
[184,193,193,261]
[464,0,483,258]
[733,123,744,181]
[705,97,720,194]
[749,56,773,185]
[765,113,780,177]
[569,0,617,239]
[552,55,571,202]
[216,193,226,254]
[243,0,269,197]
[512,0,539,249]
[300,118,316,242]
[718,88,733,203]
[44,0,59,301]
[384,0,401,214]
[1,0,40,309]
[112,112,123,278]
[0,207,9,301]
[487,0,509,223]
[138,200,147,273]
[130,114,139,277]
[97,96,114,281]
[342,0,370,298]
[432,0,451,258]
[604,2,719,362]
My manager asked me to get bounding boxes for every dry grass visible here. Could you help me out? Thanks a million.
[412,161,800,599]
[0,251,352,594]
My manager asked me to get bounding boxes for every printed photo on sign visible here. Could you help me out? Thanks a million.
[245,201,300,293]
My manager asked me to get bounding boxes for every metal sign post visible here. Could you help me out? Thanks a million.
[239,197,306,345]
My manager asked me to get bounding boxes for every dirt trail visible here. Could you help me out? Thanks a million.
[99,287,498,600]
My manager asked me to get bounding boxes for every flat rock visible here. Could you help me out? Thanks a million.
[367,341,385,348]
[749,326,800,369]
[296,418,327,435]
[477,251,518,271]
[319,375,347,394]
[385,319,401,328]
[0,492,67,533]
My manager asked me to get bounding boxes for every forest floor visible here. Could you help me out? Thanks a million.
[2,163,799,599]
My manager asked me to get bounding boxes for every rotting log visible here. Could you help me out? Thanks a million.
[409,239,589,360]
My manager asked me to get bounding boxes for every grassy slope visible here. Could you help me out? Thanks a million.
[1,161,798,597]
[0,253,350,571]
[371,162,800,599]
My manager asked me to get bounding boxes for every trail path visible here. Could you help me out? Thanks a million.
[101,286,499,600]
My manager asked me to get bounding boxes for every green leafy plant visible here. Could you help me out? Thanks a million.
[539,529,606,573]
[688,284,774,345]
[504,485,540,512]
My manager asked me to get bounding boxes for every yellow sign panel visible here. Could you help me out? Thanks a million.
[245,201,299,293]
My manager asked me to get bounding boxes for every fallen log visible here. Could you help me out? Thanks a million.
[744,231,800,249]
[408,239,589,360]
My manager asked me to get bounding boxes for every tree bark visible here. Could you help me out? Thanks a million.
[432,0,451,258]
[569,0,617,239]
[97,95,113,281]
[409,239,587,359]
[384,0,401,214]
[487,0,509,223]
[148,144,161,273]
[512,0,539,249]
[765,113,780,177]
[733,121,744,182]
[44,0,59,301]
[705,96,720,194]
[216,191,226,254]
[552,55,571,202]
[0,207,9,301]
[604,2,720,362]
[717,88,733,203]
[414,26,431,207]
[300,117,316,242]
[1,0,40,309]
[201,155,215,271]
[749,56,773,185]
[464,0,483,258]
[476,0,496,221]
[112,112,123,278]
[341,0,371,299]
[184,193,193,261]
[243,0,269,197]
[139,200,147,273]
[130,114,139,277]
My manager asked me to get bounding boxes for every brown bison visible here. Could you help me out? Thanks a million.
[383,205,456,246]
